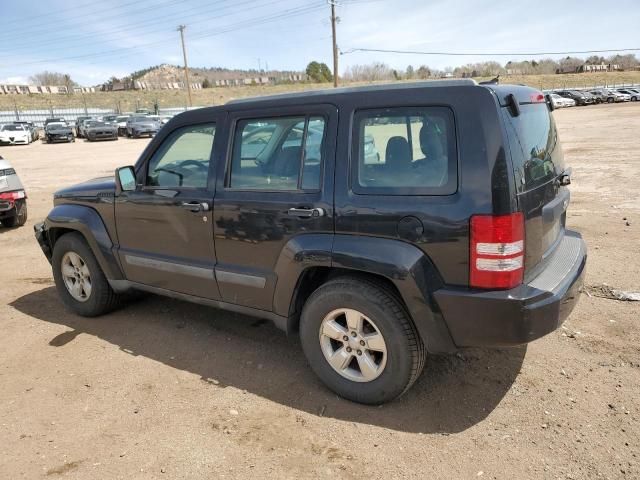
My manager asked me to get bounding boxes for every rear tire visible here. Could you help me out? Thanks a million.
[2,201,27,228]
[299,276,426,404]
[51,233,121,317]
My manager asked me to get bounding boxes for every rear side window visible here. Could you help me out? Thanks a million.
[352,107,457,195]
[502,104,565,191]
[229,116,326,191]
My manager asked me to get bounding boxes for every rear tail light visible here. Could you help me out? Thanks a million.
[470,213,524,289]
[0,190,26,202]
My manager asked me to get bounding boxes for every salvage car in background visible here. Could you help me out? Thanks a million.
[0,124,31,145]
[0,155,27,227]
[75,116,93,138]
[557,90,594,106]
[13,121,39,142]
[590,89,625,103]
[616,88,639,101]
[115,115,130,136]
[84,121,118,142]
[548,93,576,108]
[44,122,75,143]
[126,116,160,138]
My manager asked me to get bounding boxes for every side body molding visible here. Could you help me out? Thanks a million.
[44,204,125,280]
[331,235,456,354]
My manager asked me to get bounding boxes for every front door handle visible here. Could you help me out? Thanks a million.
[288,207,325,218]
[181,201,210,213]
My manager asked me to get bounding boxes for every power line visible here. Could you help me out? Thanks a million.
[341,47,640,56]
[5,3,326,68]
[0,0,191,38]
[0,0,281,54]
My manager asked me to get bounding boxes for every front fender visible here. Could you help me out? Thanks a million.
[331,235,456,354]
[44,204,124,280]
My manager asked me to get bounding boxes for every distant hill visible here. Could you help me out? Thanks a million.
[130,64,306,87]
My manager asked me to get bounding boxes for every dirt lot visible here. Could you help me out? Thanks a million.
[0,103,638,479]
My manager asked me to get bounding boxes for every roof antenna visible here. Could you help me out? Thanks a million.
[480,74,500,85]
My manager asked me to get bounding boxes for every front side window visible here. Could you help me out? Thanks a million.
[229,115,326,191]
[353,107,457,195]
[146,124,215,189]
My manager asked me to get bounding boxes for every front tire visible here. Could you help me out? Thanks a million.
[52,233,120,317]
[299,276,426,404]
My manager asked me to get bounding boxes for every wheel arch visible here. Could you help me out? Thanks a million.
[274,234,457,354]
[44,204,125,280]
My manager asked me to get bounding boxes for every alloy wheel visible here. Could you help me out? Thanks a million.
[319,308,388,382]
[61,252,92,302]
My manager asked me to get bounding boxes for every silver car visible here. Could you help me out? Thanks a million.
[126,116,161,138]
[0,155,28,227]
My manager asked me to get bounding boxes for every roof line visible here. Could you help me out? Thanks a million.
[226,79,479,105]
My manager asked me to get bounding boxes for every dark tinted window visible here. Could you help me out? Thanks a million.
[502,103,565,190]
[229,116,325,191]
[352,107,457,195]
[146,124,215,188]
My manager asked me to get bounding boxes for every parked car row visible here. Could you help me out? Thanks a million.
[546,87,639,108]
[75,112,170,139]
[0,112,175,147]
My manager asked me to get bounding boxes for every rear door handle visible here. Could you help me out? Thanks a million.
[181,201,210,212]
[288,207,325,218]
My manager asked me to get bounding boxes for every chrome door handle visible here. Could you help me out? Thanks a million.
[181,201,210,212]
[288,207,325,218]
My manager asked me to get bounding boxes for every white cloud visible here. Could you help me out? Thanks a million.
[0,76,28,84]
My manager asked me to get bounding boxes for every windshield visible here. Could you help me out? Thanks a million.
[2,125,23,131]
[502,103,565,191]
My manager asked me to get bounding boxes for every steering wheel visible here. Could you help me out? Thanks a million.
[178,160,208,171]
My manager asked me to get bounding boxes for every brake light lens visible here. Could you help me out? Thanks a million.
[470,213,524,289]
[0,190,26,202]
[530,93,545,103]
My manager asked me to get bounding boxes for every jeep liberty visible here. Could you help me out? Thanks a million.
[35,80,586,404]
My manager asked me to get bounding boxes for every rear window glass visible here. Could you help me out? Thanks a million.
[502,104,565,190]
[352,107,457,195]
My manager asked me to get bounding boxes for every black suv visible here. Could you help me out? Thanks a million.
[34,80,586,404]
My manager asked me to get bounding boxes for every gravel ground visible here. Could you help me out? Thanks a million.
[0,103,638,479]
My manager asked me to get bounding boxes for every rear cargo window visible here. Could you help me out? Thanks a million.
[502,104,565,191]
[352,107,457,195]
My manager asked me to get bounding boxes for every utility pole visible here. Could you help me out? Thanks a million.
[177,25,193,107]
[329,0,339,87]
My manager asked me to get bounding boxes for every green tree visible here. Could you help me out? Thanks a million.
[306,61,333,82]
[202,78,211,88]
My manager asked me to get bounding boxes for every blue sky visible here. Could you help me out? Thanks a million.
[0,0,638,86]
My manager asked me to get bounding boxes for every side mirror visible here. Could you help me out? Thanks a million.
[115,166,137,195]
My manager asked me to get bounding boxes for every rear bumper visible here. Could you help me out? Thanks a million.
[434,230,586,347]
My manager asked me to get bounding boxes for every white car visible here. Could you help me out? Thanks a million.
[549,93,575,108]
[0,155,28,227]
[0,124,31,145]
